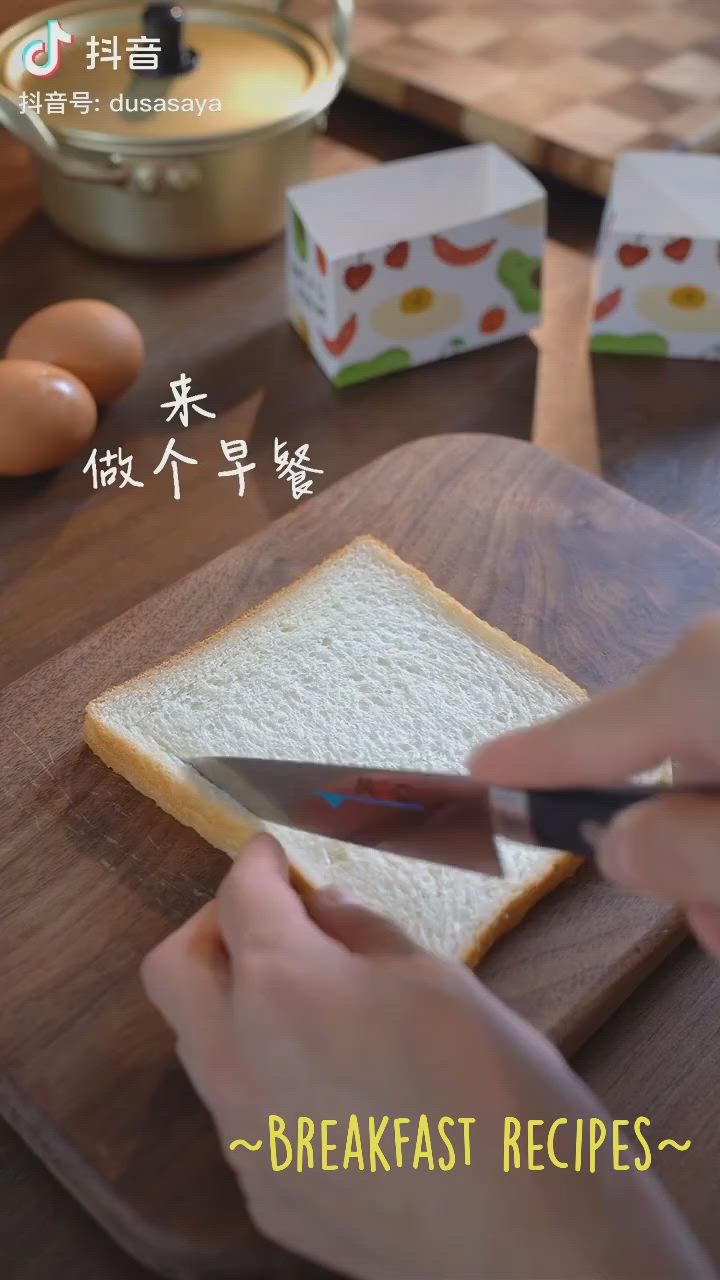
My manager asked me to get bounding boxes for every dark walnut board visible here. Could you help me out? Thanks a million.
[3,433,720,1278]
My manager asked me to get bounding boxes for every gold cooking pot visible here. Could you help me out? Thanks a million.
[0,0,352,260]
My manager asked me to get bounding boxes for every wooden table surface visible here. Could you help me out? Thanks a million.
[2,19,720,1275]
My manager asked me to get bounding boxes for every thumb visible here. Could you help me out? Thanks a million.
[306,886,422,957]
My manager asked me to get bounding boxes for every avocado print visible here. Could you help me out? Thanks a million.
[333,348,412,389]
[590,332,669,357]
[292,210,308,262]
[498,250,542,314]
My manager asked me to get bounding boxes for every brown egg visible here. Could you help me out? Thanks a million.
[6,299,145,406]
[0,360,98,477]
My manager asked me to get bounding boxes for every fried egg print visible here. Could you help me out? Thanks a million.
[637,284,720,333]
[372,288,463,340]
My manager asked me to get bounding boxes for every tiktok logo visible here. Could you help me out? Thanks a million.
[22,19,74,78]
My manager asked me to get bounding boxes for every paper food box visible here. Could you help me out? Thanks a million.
[286,144,546,388]
[590,152,720,362]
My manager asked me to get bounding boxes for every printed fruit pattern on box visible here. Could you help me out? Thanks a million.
[591,235,720,361]
[287,203,544,387]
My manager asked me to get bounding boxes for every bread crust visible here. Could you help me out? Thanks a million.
[461,854,581,967]
[84,536,585,966]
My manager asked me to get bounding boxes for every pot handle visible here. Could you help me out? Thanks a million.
[0,87,128,185]
[275,0,353,70]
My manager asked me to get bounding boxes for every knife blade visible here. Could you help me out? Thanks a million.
[187,757,720,876]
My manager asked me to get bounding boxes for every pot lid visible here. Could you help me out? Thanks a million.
[0,2,345,151]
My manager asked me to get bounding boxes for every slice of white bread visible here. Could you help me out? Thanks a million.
[85,536,586,965]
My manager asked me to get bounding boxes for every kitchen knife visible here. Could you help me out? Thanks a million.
[188,757,720,876]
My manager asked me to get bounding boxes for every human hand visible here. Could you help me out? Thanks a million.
[470,617,720,958]
[142,835,710,1280]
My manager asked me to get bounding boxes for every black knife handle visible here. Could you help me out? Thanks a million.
[527,785,720,858]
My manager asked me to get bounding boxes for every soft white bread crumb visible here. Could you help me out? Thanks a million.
[85,537,586,965]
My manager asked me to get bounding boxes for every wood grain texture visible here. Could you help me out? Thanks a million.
[3,433,720,1276]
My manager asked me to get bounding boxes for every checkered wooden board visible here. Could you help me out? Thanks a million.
[298,0,720,196]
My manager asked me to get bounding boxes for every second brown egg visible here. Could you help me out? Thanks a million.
[0,359,98,476]
[7,299,145,406]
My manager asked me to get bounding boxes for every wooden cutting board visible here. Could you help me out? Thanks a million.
[3,433,720,1278]
[346,0,720,195]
